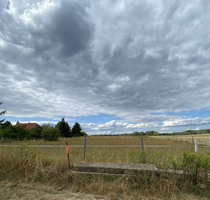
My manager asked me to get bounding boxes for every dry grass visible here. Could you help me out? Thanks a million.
[0,136,210,199]
[155,134,210,144]
[0,135,189,145]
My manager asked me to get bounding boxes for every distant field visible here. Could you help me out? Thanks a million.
[155,134,210,144]
[0,135,194,145]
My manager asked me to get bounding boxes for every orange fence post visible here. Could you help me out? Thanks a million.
[66,142,70,169]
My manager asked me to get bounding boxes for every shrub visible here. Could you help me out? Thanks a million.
[181,152,210,184]
[29,127,42,139]
[0,126,29,140]
[41,128,60,141]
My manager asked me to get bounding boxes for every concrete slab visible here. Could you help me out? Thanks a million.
[74,162,158,175]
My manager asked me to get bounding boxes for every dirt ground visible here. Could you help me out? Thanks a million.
[0,181,107,200]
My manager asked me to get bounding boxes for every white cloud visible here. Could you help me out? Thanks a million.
[162,117,210,127]
[88,123,95,126]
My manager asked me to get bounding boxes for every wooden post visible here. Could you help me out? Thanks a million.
[140,137,145,163]
[195,139,198,153]
[83,135,87,161]
[192,136,194,144]
[66,142,70,170]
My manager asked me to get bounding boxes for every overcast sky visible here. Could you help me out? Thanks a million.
[1,0,210,135]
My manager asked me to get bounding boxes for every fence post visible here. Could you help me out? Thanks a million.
[209,138,210,145]
[195,139,198,153]
[140,137,145,163]
[192,136,194,144]
[83,135,87,161]
[66,142,71,170]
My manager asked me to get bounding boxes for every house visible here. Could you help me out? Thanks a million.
[15,122,42,130]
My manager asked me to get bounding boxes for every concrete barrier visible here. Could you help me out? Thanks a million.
[74,162,158,175]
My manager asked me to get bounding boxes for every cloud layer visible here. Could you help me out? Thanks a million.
[1,0,210,134]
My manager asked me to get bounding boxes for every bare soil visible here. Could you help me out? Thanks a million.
[0,181,107,200]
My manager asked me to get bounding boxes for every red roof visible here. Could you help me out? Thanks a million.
[15,122,42,130]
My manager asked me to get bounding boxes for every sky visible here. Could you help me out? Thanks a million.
[1,0,210,135]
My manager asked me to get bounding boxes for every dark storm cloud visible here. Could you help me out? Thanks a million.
[1,0,210,133]
[29,1,94,57]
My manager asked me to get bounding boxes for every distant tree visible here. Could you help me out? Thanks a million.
[1,121,12,129]
[42,123,52,130]
[81,131,87,136]
[56,118,71,137]
[145,131,159,136]
[131,131,144,136]
[0,102,6,126]
[72,122,83,137]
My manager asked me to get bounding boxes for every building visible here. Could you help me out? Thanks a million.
[15,122,42,130]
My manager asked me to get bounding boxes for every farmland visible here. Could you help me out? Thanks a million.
[0,135,210,199]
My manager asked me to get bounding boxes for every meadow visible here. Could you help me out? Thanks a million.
[0,135,210,199]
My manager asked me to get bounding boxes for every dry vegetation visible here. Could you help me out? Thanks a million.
[0,136,210,199]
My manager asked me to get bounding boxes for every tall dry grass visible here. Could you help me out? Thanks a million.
[0,136,210,199]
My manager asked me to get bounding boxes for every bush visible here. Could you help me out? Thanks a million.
[172,152,210,185]
[181,152,210,184]
[29,127,42,139]
[41,128,60,141]
[0,126,29,140]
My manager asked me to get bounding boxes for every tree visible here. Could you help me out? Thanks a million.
[56,118,71,137]
[81,131,87,136]
[1,121,12,129]
[0,102,6,126]
[1,126,29,140]
[42,123,52,130]
[72,122,83,137]
[145,131,159,136]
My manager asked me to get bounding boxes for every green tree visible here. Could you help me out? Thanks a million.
[81,131,87,136]
[42,123,52,130]
[1,121,12,129]
[56,118,71,137]
[72,122,83,137]
[1,126,29,140]
[145,131,159,136]
[0,102,6,126]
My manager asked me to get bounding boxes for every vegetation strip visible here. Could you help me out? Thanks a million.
[0,144,170,148]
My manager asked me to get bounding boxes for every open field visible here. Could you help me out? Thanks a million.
[154,134,210,145]
[0,135,186,145]
[0,136,210,199]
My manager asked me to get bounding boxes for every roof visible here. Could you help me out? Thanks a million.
[15,122,42,130]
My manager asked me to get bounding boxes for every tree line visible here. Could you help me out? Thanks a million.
[122,129,210,136]
[0,102,86,141]
[0,118,86,141]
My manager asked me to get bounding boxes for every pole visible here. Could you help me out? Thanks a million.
[140,137,145,163]
[195,139,198,153]
[83,135,87,161]
[66,142,70,169]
